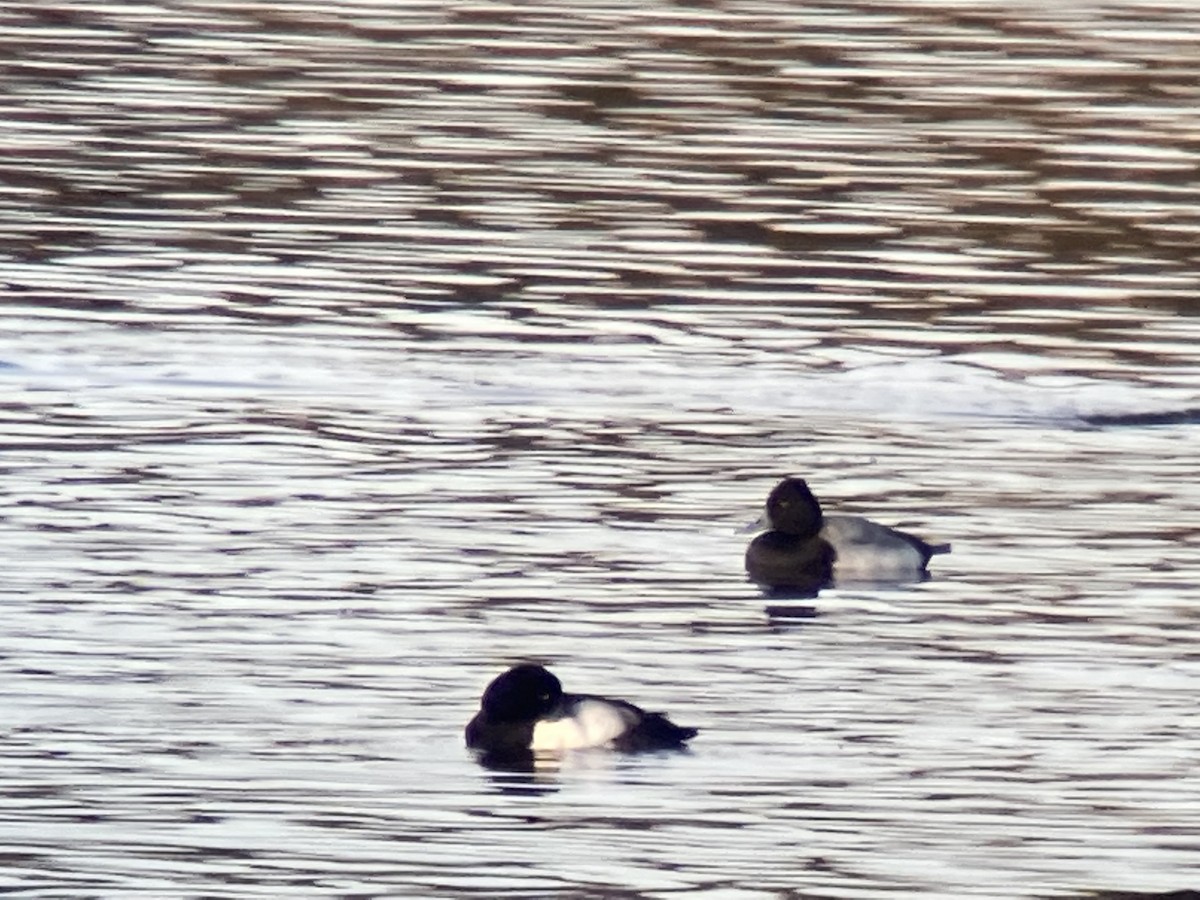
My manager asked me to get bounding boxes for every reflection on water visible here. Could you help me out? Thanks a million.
[1,0,1199,897]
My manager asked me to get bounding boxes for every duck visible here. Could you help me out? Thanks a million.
[745,477,950,589]
[465,664,697,765]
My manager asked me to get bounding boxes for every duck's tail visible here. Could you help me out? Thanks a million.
[928,542,952,556]
[619,714,698,750]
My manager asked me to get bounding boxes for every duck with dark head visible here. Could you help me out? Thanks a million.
[466,664,698,770]
[745,477,950,590]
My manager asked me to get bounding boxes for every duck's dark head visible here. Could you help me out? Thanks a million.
[479,664,563,722]
[764,477,824,538]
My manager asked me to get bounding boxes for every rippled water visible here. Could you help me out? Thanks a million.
[1,1,1199,897]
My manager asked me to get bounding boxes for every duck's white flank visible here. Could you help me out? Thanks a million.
[530,699,634,751]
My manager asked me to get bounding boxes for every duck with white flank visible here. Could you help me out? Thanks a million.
[466,664,697,767]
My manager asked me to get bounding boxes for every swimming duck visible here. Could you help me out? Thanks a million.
[745,477,950,588]
[466,664,697,764]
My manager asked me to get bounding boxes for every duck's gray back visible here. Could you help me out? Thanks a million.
[820,514,935,576]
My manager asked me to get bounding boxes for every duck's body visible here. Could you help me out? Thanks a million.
[466,664,697,765]
[745,477,950,588]
[742,528,835,592]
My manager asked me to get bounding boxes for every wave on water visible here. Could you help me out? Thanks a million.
[0,348,1195,428]
[802,360,1200,427]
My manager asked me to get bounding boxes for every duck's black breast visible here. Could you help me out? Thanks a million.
[745,530,834,590]
[465,710,536,755]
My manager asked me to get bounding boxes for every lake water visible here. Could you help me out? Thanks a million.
[1,1,1198,897]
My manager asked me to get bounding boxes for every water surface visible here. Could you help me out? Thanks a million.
[1,1,1199,897]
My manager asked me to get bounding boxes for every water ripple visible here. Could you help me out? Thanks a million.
[1,1,1199,896]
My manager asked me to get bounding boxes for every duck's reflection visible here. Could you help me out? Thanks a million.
[471,748,563,795]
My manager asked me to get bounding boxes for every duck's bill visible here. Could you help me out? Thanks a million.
[736,513,767,534]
